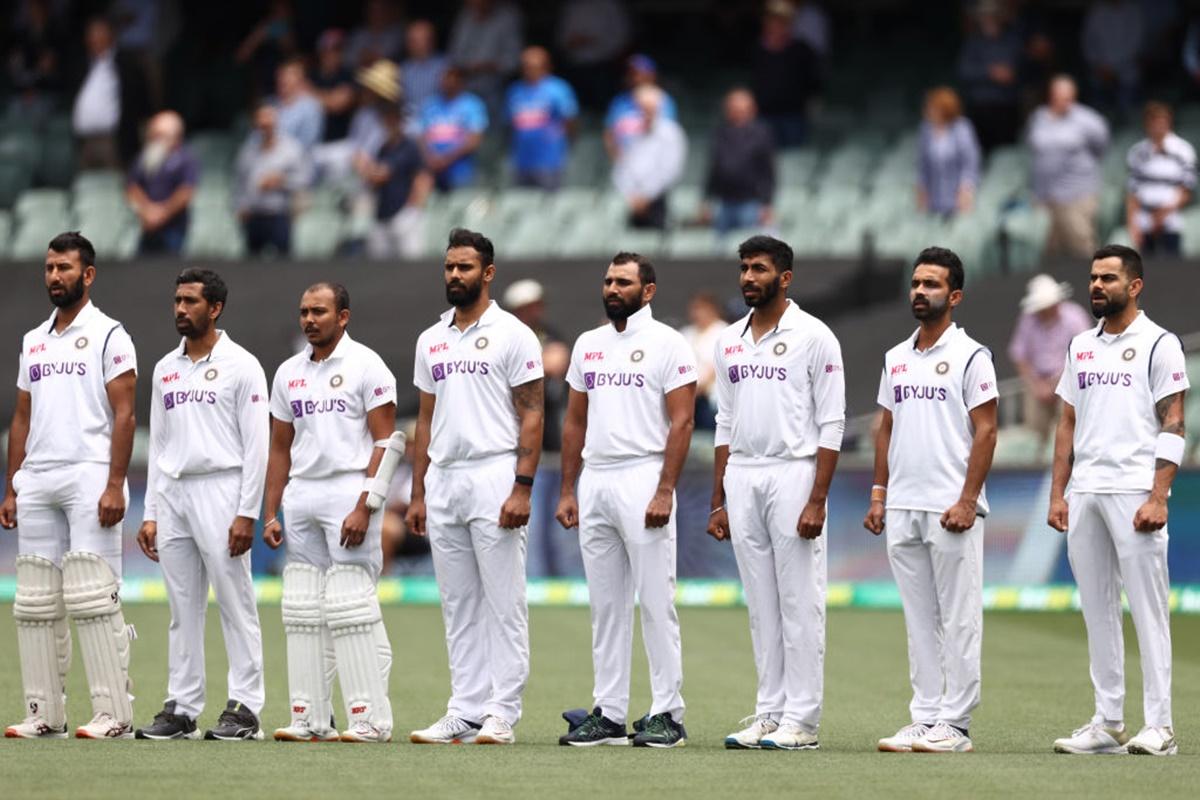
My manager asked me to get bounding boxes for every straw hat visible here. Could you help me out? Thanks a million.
[1020,274,1073,314]
[356,59,401,103]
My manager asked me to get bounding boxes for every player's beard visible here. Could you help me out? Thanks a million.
[446,276,483,307]
[910,294,947,320]
[48,275,85,308]
[1091,289,1128,319]
[176,314,210,339]
[604,294,641,321]
[742,275,781,308]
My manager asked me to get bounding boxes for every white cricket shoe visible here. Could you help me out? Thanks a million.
[760,723,819,751]
[410,715,481,744]
[878,722,932,752]
[1126,726,1177,756]
[273,721,340,742]
[475,715,515,745]
[1053,722,1130,755]
[5,716,68,739]
[912,722,973,753]
[724,715,779,750]
[340,720,392,743]
[75,712,133,739]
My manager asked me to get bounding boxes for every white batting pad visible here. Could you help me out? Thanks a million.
[281,563,335,731]
[62,552,134,724]
[13,555,70,728]
[323,564,393,734]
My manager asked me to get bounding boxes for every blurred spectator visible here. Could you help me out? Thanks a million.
[234,104,309,255]
[7,0,67,121]
[1126,102,1196,258]
[313,59,400,184]
[126,111,199,255]
[111,0,174,110]
[72,16,150,169]
[345,0,406,69]
[234,0,298,98]
[1008,274,1092,444]
[603,54,678,161]
[503,279,569,453]
[358,104,433,259]
[752,0,820,148]
[1081,0,1142,120]
[273,59,324,150]
[1028,75,1109,260]
[401,20,448,115]
[448,0,523,117]
[917,87,981,217]
[702,88,775,234]
[506,47,579,190]
[957,1,1022,153]
[679,293,728,431]
[312,30,357,143]
[1183,16,1200,97]
[792,0,831,60]
[613,85,687,229]
[419,66,488,191]
[555,0,632,109]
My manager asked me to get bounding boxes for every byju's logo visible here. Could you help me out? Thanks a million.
[164,392,176,410]
[432,363,447,382]
[584,372,596,389]
[728,365,741,384]
[29,361,87,382]
[29,364,41,382]
[1078,371,1133,389]
[291,398,348,418]
[290,400,304,417]
[432,360,489,382]
[893,385,948,403]
[727,364,787,384]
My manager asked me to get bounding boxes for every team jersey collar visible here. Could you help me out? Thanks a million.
[739,299,800,339]
[45,300,97,336]
[910,322,959,353]
[176,329,230,362]
[615,303,654,335]
[1094,310,1146,340]
[305,331,354,362]
[441,299,500,332]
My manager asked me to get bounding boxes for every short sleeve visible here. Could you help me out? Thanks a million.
[662,333,698,394]
[1007,314,1031,365]
[565,339,586,392]
[467,97,488,133]
[603,97,620,129]
[809,328,846,425]
[963,347,999,410]
[1054,349,1077,406]
[555,80,580,119]
[413,337,435,394]
[713,338,732,447]
[269,364,294,422]
[181,153,200,186]
[16,343,28,391]
[361,354,397,412]
[1149,334,1190,402]
[102,326,137,383]
[506,326,544,387]
[876,366,892,411]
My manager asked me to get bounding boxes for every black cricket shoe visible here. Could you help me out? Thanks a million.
[559,707,629,747]
[204,701,264,741]
[135,701,199,740]
[631,713,687,748]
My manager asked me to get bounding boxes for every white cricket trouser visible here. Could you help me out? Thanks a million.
[885,509,983,730]
[283,472,384,577]
[725,458,826,732]
[156,471,265,717]
[14,462,126,574]
[426,455,529,726]
[1067,491,1172,728]
[578,458,684,724]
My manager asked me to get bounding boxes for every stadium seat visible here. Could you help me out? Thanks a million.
[0,161,33,209]
[183,212,246,259]
[0,210,12,259]
[999,205,1051,273]
[11,210,72,260]
[292,210,344,259]
[665,228,719,258]
[15,189,69,225]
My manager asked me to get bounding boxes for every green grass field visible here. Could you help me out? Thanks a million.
[0,606,1197,798]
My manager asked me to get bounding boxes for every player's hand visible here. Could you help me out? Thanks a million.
[137,521,159,561]
[228,515,255,557]
[405,497,427,537]
[797,499,825,539]
[555,493,579,529]
[499,485,531,530]
[263,516,284,549]
[1047,496,1069,532]
[1133,496,1169,533]
[341,503,370,548]
[706,507,730,541]
[97,484,126,529]
[940,499,977,533]
[863,500,885,535]
[0,490,16,530]
[644,488,673,529]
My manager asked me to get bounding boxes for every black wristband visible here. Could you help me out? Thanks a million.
[514,474,534,487]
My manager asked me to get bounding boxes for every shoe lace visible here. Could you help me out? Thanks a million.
[88,711,114,725]
[897,723,929,739]
[1070,722,1102,738]
[152,707,178,725]
[348,720,375,735]
[643,714,671,736]
[434,715,466,735]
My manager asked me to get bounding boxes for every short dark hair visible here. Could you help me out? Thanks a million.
[447,227,494,267]
[48,231,96,268]
[738,235,793,272]
[1093,243,1143,280]
[611,251,656,286]
[176,269,228,311]
[913,246,964,291]
[305,281,351,312]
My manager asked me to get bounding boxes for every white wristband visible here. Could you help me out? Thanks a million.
[1155,432,1186,465]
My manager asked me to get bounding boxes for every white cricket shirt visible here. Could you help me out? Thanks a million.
[413,301,544,467]
[144,332,269,521]
[877,324,998,514]
[1056,311,1189,493]
[713,300,845,465]
[270,333,397,479]
[16,301,137,470]
[565,304,697,466]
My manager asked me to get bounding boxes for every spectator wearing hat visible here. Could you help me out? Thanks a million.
[555,0,631,109]
[752,0,820,148]
[234,104,311,255]
[506,46,579,190]
[604,54,678,161]
[419,66,489,191]
[613,85,686,229]
[274,58,324,150]
[359,103,433,259]
[126,110,200,255]
[702,88,776,234]
[312,58,401,184]
[312,29,357,143]
[401,19,447,116]
[917,87,981,217]
[1126,101,1197,257]
[1008,274,1093,443]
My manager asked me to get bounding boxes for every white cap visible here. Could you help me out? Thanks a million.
[503,279,544,309]
[1020,274,1073,314]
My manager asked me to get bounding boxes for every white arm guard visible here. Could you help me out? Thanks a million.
[364,430,407,511]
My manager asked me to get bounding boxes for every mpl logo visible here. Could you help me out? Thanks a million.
[288,378,307,389]
[429,342,449,355]
[1076,351,1094,361]
[584,351,605,361]
[724,345,744,356]
[891,363,907,376]
[28,343,45,355]
[161,372,180,384]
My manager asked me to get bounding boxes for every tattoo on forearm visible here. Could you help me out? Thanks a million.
[512,379,544,412]
[1155,392,1186,436]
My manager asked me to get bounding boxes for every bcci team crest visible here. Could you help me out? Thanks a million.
[631,349,645,363]
[74,336,88,349]
[773,342,788,356]
[935,361,950,375]
[204,368,218,381]
[474,336,489,350]
[330,374,344,388]
[1122,348,1136,361]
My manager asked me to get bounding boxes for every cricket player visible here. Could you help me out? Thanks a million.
[864,247,998,754]
[706,235,845,751]
[2,232,138,739]
[265,282,399,744]
[407,228,544,746]
[555,253,697,748]
[134,269,270,741]
[1049,244,1187,757]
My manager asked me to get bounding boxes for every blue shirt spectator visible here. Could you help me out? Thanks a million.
[126,111,200,254]
[274,60,324,149]
[604,54,677,159]
[420,68,489,190]
[506,47,578,189]
[401,20,448,117]
[917,88,981,217]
